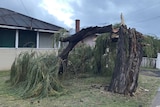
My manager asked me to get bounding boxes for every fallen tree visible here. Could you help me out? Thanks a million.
[59,24,144,95]
[8,21,144,98]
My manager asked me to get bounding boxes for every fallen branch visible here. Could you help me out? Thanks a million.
[58,25,113,74]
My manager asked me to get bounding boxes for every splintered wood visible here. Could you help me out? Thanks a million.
[108,25,143,96]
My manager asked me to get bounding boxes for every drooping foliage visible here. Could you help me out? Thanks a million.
[68,44,93,74]
[93,33,116,75]
[67,33,116,77]
[52,29,69,49]
[10,51,64,98]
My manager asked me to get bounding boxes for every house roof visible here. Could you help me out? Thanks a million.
[0,8,63,32]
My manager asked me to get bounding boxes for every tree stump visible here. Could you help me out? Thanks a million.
[108,25,143,95]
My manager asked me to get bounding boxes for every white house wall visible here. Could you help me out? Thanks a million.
[39,32,54,48]
[0,48,58,71]
[0,49,16,71]
[83,36,96,47]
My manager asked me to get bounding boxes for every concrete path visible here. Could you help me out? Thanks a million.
[151,87,160,107]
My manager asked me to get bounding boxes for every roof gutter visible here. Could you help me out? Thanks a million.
[0,25,60,33]
[0,25,27,30]
[34,29,59,33]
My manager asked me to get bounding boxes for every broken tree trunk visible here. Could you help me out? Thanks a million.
[58,25,112,74]
[108,25,143,95]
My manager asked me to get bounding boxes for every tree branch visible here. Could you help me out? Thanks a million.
[58,24,113,74]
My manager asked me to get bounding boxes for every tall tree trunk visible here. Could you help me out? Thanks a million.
[108,25,143,95]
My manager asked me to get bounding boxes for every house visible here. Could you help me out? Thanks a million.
[0,8,64,70]
[75,19,98,47]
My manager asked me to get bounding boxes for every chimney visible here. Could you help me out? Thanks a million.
[75,19,80,33]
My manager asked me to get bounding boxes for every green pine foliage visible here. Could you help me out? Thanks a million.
[9,51,64,98]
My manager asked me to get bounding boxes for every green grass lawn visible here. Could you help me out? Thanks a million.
[0,70,160,107]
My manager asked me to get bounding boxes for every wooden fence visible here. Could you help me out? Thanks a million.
[141,57,156,68]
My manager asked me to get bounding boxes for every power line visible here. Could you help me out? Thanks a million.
[18,0,33,29]
[130,1,160,17]
[19,0,30,16]
[129,15,160,25]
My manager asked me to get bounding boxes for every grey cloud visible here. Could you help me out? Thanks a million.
[69,0,160,36]
[0,0,160,36]
[0,0,66,28]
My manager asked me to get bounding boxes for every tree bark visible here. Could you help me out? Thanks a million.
[108,25,143,95]
[58,25,112,74]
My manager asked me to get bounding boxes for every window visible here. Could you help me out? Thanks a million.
[0,28,15,48]
[18,30,36,48]
[39,32,53,48]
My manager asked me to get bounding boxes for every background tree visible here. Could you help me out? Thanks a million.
[143,35,160,58]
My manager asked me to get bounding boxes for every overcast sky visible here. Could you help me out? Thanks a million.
[0,0,160,36]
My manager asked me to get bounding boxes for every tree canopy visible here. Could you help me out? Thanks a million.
[143,35,160,58]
